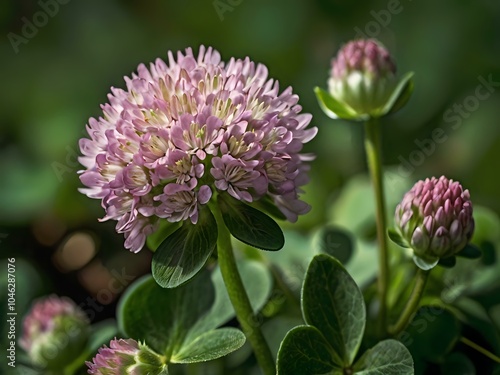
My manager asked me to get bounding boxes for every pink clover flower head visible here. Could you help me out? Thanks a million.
[395,176,474,266]
[328,39,397,116]
[87,338,167,375]
[20,295,90,369]
[79,46,317,252]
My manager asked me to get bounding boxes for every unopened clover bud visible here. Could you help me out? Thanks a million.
[20,295,90,370]
[393,176,475,270]
[87,338,168,374]
[315,39,414,120]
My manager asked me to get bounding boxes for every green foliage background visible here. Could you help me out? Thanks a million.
[1,0,499,374]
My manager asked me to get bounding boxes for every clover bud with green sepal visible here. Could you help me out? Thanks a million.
[87,338,168,374]
[392,176,475,270]
[315,39,414,120]
[20,295,90,370]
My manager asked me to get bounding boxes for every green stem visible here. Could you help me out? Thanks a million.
[212,203,276,375]
[460,337,500,364]
[364,117,390,334]
[389,268,430,335]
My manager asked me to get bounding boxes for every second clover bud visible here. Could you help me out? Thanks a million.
[20,295,90,370]
[315,39,414,121]
[394,176,475,270]
[87,338,167,374]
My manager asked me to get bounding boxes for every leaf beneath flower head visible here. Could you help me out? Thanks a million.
[218,193,284,251]
[413,255,439,271]
[388,228,410,248]
[380,71,415,116]
[314,87,365,121]
[152,205,218,288]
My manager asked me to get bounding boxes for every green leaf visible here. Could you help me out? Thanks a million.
[380,72,415,116]
[171,328,245,363]
[456,244,482,259]
[353,339,414,375]
[218,193,284,251]
[440,353,476,375]
[388,228,410,248]
[185,259,273,343]
[147,219,182,252]
[438,256,457,268]
[302,254,366,367]
[277,325,342,375]
[314,86,364,121]
[118,272,216,356]
[152,205,217,288]
[398,306,460,362]
[317,226,354,265]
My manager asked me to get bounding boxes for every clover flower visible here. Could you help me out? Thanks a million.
[79,46,317,252]
[329,39,396,116]
[87,338,167,374]
[20,295,90,369]
[395,176,474,268]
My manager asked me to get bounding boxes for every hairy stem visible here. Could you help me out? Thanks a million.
[212,203,276,375]
[364,117,390,334]
[389,268,430,335]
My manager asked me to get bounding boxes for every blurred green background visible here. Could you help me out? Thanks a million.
[0,0,499,373]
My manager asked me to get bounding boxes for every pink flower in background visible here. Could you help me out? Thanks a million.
[20,295,90,369]
[79,46,317,252]
[87,338,166,374]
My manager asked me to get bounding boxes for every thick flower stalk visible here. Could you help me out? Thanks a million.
[395,176,475,269]
[20,295,90,369]
[79,46,317,252]
[87,338,167,374]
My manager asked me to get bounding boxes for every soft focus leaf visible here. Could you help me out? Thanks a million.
[353,339,414,375]
[440,353,476,375]
[218,193,284,251]
[438,256,457,268]
[456,244,482,259]
[152,205,217,288]
[316,225,354,264]
[277,325,342,375]
[302,254,366,366]
[171,328,246,363]
[399,306,460,362]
